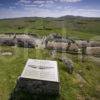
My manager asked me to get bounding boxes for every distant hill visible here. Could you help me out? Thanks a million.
[0,15,100,39]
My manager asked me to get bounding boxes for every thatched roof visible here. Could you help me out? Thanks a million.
[46,33,73,43]
[86,47,100,56]
[46,41,79,53]
[0,37,36,48]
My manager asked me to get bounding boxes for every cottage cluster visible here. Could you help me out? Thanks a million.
[16,59,59,95]
[0,33,100,56]
[0,34,35,48]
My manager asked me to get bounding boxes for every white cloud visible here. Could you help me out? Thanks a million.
[57,8,100,17]
[9,6,17,9]
[17,0,55,8]
[23,4,37,7]
[46,1,54,4]
[33,0,45,4]
[19,0,31,4]
[0,7,100,19]
[0,0,100,19]
[60,0,82,2]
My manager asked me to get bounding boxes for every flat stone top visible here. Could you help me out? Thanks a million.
[20,59,59,82]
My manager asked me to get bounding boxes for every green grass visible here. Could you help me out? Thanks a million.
[0,16,100,100]
[0,16,100,39]
[0,46,100,100]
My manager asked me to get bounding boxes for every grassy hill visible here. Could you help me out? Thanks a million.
[0,16,100,39]
[0,16,100,100]
[0,46,100,100]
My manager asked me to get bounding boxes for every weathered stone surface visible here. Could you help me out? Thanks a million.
[86,47,100,56]
[16,78,59,95]
[16,59,60,95]
[62,58,74,74]
[0,35,36,48]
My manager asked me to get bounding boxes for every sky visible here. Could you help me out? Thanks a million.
[0,0,100,19]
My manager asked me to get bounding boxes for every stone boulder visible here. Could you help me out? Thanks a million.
[62,58,74,74]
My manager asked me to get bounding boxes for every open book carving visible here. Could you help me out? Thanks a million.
[28,65,54,69]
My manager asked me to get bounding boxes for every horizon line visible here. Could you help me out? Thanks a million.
[0,15,100,20]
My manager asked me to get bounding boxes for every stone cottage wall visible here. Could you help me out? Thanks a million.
[16,77,60,95]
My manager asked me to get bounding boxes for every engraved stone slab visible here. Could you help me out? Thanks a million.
[17,59,60,95]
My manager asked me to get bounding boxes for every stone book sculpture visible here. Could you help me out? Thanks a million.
[16,59,60,95]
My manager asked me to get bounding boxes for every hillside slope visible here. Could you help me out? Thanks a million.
[0,16,100,39]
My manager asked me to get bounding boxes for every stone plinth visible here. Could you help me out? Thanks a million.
[16,59,60,95]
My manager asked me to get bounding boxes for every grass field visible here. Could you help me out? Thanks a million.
[0,46,100,100]
[0,16,100,39]
[0,16,100,100]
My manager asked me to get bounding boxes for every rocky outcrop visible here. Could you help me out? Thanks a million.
[62,58,74,74]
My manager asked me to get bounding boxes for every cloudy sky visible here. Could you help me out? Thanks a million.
[0,0,100,19]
